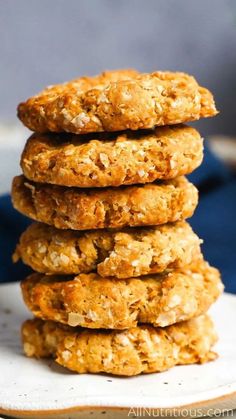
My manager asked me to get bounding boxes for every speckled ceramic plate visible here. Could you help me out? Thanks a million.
[0,283,236,419]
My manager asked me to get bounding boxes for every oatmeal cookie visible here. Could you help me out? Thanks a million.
[21,125,203,187]
[21,260,223,329]
[14,221,202,277]
[22,315,218,375]
[17,69,218,134]
[12,176,198,230]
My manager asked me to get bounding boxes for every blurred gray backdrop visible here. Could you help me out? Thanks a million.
[0,0,236,135]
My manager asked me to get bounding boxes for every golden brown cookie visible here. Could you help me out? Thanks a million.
[12,176,198,230]
[20,125,203,187]
[22,315,218,376]
[21,260,223,329]
[14,221,202,277]
[17,69,218,134]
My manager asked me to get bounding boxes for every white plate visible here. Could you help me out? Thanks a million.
[0,283,236,419]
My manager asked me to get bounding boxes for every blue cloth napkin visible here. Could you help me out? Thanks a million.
[0,145,235,293]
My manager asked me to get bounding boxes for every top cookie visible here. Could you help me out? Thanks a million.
[17,69,218,134]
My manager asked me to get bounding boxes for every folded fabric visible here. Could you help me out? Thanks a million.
[189,144,232,187]
[190,179,236,294]
[0,195,31,283]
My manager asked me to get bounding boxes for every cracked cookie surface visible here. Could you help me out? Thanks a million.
[22,315,218,376]
[12,176,198,230]
[14,221,202,277]
[21,260,223,329]
[17,69,217,134]
[21,125,203,187]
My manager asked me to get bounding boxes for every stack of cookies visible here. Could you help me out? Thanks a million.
[12,70,223,376]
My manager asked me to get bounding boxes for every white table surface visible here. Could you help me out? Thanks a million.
[0,122,30,195]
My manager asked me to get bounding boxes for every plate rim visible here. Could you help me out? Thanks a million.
[0,390,236,416]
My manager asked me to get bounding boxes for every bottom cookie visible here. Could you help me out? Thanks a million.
[22,315,217,376]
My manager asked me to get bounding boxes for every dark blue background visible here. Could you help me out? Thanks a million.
[1,146,235,293]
